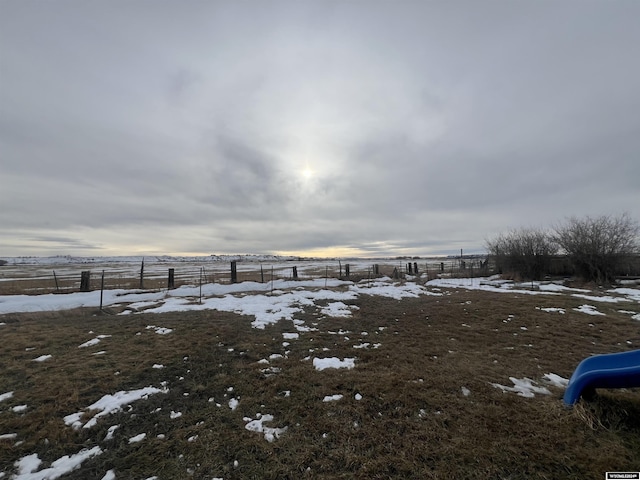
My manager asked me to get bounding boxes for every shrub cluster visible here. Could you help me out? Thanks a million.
[486,213,639,284]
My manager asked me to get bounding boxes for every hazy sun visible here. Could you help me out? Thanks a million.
[302,167,314,179]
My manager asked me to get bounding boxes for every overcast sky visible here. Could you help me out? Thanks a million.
[1,0,639,258]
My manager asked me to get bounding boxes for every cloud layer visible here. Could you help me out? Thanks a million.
[1,1,638,256]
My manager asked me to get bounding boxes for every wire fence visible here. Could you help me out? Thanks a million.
[0,257,491,295]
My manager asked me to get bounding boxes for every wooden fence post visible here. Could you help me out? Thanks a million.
[345,264,350,278]
[53,270,59,292]
[260,265,264,283]
[80,271,91,292]
[139,258,145,289]
[99,270,105,311]
[292,266,298,279]
[168,268,175,289]
[414,262,418,274]
[230,261,237,283]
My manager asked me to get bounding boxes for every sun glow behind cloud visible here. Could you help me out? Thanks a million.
[301,166,314,180]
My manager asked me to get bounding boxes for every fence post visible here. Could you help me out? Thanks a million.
[414,262,418,274]
[80,271,91,292]
[260,265,264,283]
[168,268,175,289]
[230,261,237,283]
[99,270,105,311]
[339,260,342,278]
[345,264,350,278]
[292,266,298,279]
[139,258,145,289]
[53,270,59,292]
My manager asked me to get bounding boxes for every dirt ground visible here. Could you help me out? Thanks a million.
[1,285,639,479]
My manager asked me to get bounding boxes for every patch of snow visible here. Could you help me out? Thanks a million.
[146,325,173,335]
[15,453,41,475]
[572,294,627,303]
[0,391,14,402]
[12,405,27,413]
[64,386,167,429]
[228,398,239,411]
[282,332,299,340]
[461,387,471,397]
[128,433,146,444]
[101,469,116,480]
[243,414,288,442]
[573,305,605,316]
[78,335,111,348]
[490,377,551,398]
[33,354,52,362]
[312,357,356,371]
[12,447,102,480]
[322,394,344,402]
[542,373,569,388]
[537,307,565,314]
[608,287,640,302]
[104,425,119,441]
[320,302,358,318]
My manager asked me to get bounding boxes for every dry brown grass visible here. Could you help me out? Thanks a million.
[1,286,639,479]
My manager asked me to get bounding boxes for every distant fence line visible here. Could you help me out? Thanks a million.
[1,258,490,295]
[2,254,639,296]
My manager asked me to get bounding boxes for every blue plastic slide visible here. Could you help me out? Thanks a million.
[563,349,640,406]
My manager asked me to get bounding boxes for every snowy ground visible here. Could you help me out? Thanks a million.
[1,274,639,478]
[0,255,476,294]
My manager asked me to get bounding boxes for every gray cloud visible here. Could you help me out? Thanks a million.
[1,0,638,257]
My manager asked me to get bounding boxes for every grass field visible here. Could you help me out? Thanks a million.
[1,278,639,479]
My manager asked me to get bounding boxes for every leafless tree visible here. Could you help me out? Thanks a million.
[486,227,558,280]
[553,213,639,284]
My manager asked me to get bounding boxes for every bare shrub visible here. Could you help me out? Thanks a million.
[486,227,558,280]
[553,213,640,284]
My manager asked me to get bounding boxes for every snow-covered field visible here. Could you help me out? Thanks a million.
[1,273,638,321]
[0,255,475,292]
[1,269,639,479]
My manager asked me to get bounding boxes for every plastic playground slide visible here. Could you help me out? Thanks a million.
[563,349,640,406]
